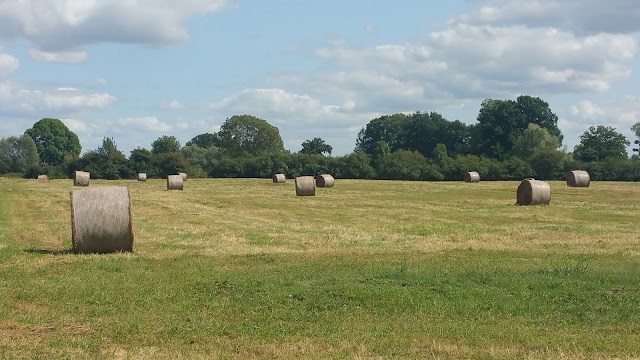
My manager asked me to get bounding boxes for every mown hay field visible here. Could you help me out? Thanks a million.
[0,178,639,359]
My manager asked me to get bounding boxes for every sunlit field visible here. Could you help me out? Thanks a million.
[0,177,639,359]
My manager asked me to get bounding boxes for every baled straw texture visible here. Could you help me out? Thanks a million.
[179,172,187,181]
[295,176,316,196]
[167,174,184,191]
[138,173,147,182]
[74,171,90,187]
[70,186,133,254]
[566,170,590,187]
[464,171,480,183]
[316,174,335,188]
[273,173,286,184]
[37,175,49,181]
[516,179,551,206]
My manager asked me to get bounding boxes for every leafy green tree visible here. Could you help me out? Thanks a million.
[511,124,560,159]
[332,152,375,179]
[151,135,181,154]
[24,118,81,166]
[472,96,561,159]
[153,152,190,178]
[378,150,433,181]
[355,113,409,155]
[573,125,630,162]
[400,112,470,158]
[0,135,39,176]
[300,137,333,156]
[216,115,284,157]
[129,147,153,175]
[186,133,218,148]
[181,144,221,175]
[79,137,127,180]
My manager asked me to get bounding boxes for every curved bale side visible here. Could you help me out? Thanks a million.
[566,170,590,187]
[74,171,90,187]
[516,179,551,206]
[179,172,187,181]
[70,186,134,254]
[273,173,286,184]
[167,174,184,191]
[295,176,316,196]
[138,173,147,182]
[464,171,480,183]
[316,174,335,188]
[37,175,49,181]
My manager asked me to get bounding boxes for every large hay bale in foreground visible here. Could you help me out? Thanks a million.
[273,173,286,184]
[566,170,590,187]
[516,178,550,206]
[138,173,147,182]
[464,171,480,183]
[74,171,90,187]
[179,172,187,181]
[70,186,133,254]
[316,174,335,188]
[167,174,184,191]
[37,175,49,181]
[295,176,316,196]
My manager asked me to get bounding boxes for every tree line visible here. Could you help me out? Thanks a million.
[2,96,640,181]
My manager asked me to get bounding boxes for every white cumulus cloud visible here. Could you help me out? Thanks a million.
[117,116,173,132]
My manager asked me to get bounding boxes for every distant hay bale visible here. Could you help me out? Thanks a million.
[273,173,286,184]
[516,178,550,206]
[464,171,480,183]
[70,186,133,254]
[316,174,335,188]
[179,172,187,181]
[295,176,316,196]
[137,173,147,182]
[566,170,590,187]
[167,174,184,191]
[37,175,49,181]
[74,171,90,187]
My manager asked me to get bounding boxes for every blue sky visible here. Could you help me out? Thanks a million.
[0,0,639,156]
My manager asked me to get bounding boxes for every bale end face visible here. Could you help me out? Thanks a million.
[167,174,184,190]
[70,186,134,254]
[37,175,49,181]
[316,174,335,188]
[295,176,316,196]
[464,171,480,183]
[273,173,286,184]
[138,173,147,182]
[516,179,551,206]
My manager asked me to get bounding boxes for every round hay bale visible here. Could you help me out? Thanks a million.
[273,173,286,184]
[566,170,590,187]
[137,173,147,182]
[295,176,316,196]
[516,179,550,206]
[316,174,335,188]
[464,171,480,183]
[74,171,90,187]
[179,172,187,181]
[167,174,184,191]
[37,175,49,181]
[70,186,133,254]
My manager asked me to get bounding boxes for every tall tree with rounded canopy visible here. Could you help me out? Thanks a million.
[24,118,81,166]
[355,113,409,155]
[300,137,333,156]
[573,125,630,162]
[472,95,562,159]
[216,115,284,157]
[151,135,181,154]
